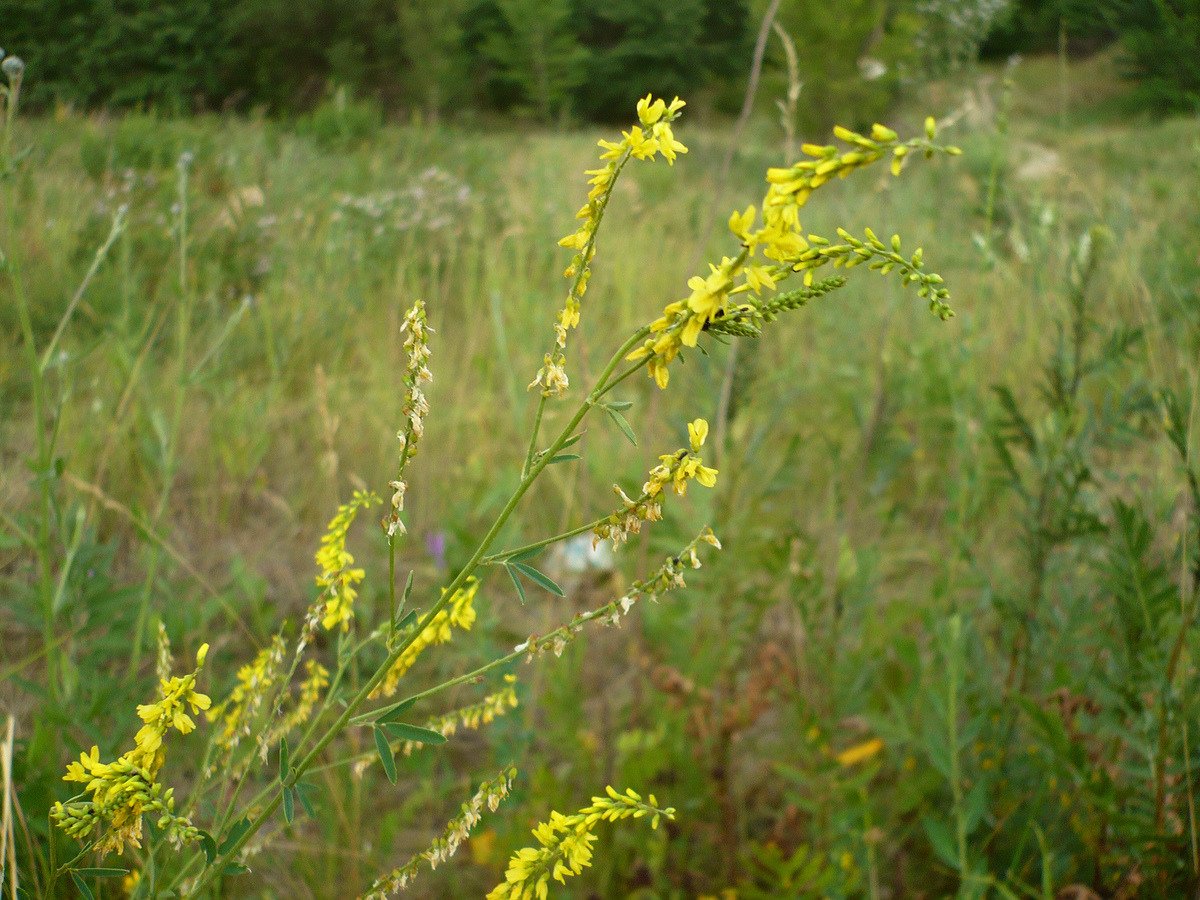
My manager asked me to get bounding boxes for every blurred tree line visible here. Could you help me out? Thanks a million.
[0,0,754,121]
[0,0,1195,120]
[983,0,1199,110]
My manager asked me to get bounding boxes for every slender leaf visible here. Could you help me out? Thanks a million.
[604,406,637,446]
[397,570,415,617]
[547,453,581,465]
[380,722,448,745]
[218,817,253,855]
[295,782,318,819]
[506,547,543,564]
[282,786,295,825]
[512,562,565,597]
[375,696,419,725]
[277,736,289,783]
[374,726,397,783]
[71,874,95,900]
[198,831,217,864]
[506,564,528,605]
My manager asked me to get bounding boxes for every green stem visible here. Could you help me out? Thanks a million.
[522,395,547,479]
[388,537,397,643]
[523,146,635,479]
[482,490,651,567]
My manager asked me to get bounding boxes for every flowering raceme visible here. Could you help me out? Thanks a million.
[532,95,687,396]
[384,300,433,539]
[594,418,718,549]
[316,489,378,631]
[627,119,960,388]
[206,635,286,752]
[372,577,480,698]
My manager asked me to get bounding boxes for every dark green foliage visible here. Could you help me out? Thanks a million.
[981,0,1104,56]
[570,0,748,121]
[0,0,748,120]
[0,0,234,110]
[479,0,588,122]
[295,88,384,148]
[985,0,1200,113]
[1104,0,1200,111]
[772,0,909,134]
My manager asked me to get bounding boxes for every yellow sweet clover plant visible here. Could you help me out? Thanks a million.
[47,92,955,897]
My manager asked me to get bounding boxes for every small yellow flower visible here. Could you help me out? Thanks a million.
[835,737,884,767]
[728,205,756,240]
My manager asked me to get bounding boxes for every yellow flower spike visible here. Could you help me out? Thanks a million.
[53,633,210,854]
[316,490,378,631]
[536,95,688,395]
[371,578,480,699]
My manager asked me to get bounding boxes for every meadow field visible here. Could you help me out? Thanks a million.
[2,51,1199,896]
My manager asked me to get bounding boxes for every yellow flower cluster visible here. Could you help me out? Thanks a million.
[53,645,211,854]
[532,95,687,397]
[488,786,675,899]
[372,578,480,698]
[364,767,517,898]
[645,418,718,495]
[835,737,884,767]
[593,419,718,549]
[207,635,285,751]
[627,118,959,388]
[316,489,378,632]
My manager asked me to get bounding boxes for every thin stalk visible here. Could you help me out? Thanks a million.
[947,616,969,884]
[523,146,636,477]
[128,155,196,677]
[522,395,548,479]
[5,81,59,710]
